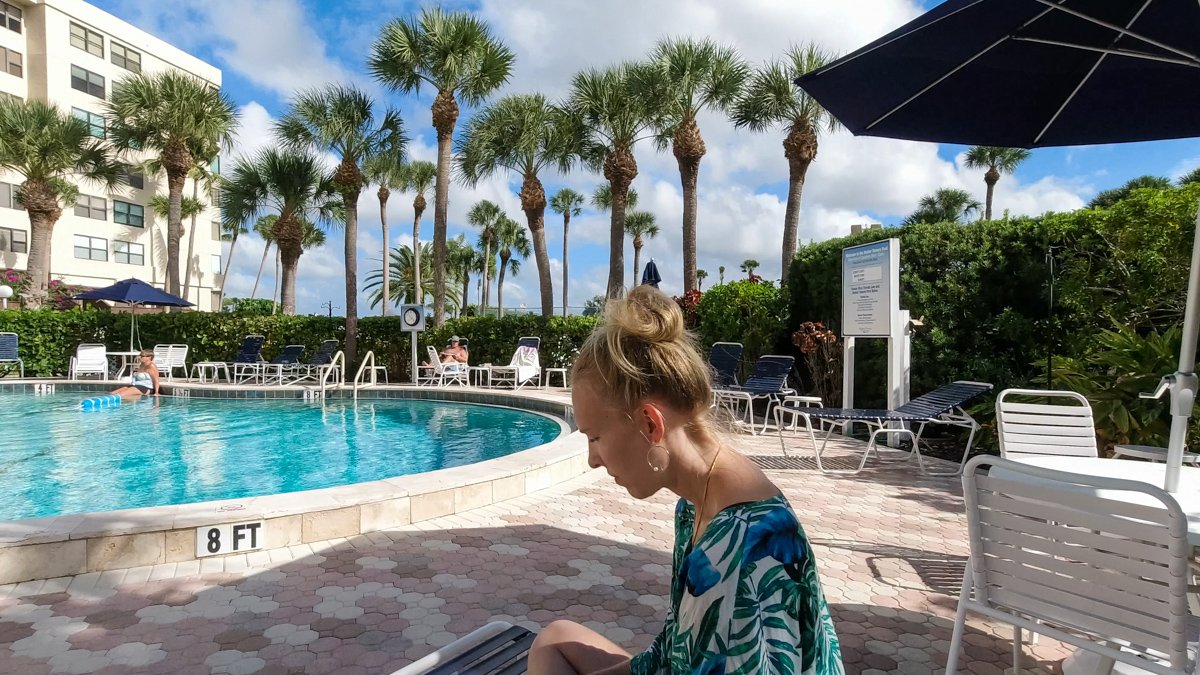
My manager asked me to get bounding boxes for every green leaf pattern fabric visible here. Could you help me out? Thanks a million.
[630,495,843,675]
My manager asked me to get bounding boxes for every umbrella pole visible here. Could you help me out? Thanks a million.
[1164,208,1200,492]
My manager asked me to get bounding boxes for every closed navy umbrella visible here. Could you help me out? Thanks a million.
[794,0,1200,491]
[75,278,193,350]
[641,259,662,288]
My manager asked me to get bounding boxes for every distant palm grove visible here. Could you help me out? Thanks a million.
[0,7,1041,363]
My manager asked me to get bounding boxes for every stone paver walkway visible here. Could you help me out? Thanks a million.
[0,431,1072,674]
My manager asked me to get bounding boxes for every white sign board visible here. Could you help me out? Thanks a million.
[196,521,265,557]
[841,239,900,338]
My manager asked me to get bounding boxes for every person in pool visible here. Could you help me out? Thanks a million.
[107,349,160,401]
[527,285,844,675]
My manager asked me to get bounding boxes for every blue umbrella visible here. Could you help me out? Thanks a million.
[75,278,193,350]
[641,259,662,288]
[794,0,1200,491]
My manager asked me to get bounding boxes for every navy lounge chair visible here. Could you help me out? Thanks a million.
[261,344,305,385]
[713,354,796,434]
[708,342,743,389]
[294,339,339,382]
[775,380,993,475]
[230,335,266,383]
[0,332,22,378]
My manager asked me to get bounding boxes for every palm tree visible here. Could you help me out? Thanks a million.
[221,148,343,315]
[105,70,238,297]
[275,84,407,361]
[639,37,748,292]
[719,265,725,285]
[625,211,659,287]
[963,146,1031,220]
[592,184,638,211]
[217,216,248,306]
[1088,175,1173,209]
[549,188,584,316]
[457,94,576,317]
[0,99,121,306]
[249,215,277,300]
[493,215,530,318]
[904,188,982,225]
[466,199,504,311]
[370,8,514,326]
[182,155,220,303]
[398,160,437,308]
[697,269,708,290]
[149,192,205,295]
[567,64,658,298]
[731,43,840,285]
[446,234,477,315]
[364,241,461,310]
[741,259,759,277]
[363,153,405,315]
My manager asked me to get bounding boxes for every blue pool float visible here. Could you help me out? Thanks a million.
[81,394,122,411]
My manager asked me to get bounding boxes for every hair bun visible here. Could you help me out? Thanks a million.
[606,285,685,345]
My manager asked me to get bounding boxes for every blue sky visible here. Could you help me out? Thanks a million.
[93,0,1200,316]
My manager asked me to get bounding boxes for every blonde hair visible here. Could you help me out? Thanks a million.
[572,285,713,422]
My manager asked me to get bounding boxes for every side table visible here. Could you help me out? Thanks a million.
[543,367,568,388]
[191,362,230,383]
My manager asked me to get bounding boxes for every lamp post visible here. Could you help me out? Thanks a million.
[0,284,12,309]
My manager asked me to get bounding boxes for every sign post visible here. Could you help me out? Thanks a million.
[399,304,425,384]
[840,238,909,439]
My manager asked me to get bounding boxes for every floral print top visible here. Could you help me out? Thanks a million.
[629,495,843,675]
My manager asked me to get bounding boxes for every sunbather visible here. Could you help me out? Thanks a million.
[423,336,469,367]
[528,285,844,675]
[107,349,160,401]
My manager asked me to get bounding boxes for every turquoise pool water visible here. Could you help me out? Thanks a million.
[0,393,563,521]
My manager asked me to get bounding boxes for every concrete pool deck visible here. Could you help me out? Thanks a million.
[0,382,585,585]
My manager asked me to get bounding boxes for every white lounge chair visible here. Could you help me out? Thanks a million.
[995,388,1098,460]
[152,344,189,381]
[488,337,541,390]
[69,343,109,380]
[418,346,467,386]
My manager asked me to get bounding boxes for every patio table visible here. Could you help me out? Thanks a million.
[106,350,141,379]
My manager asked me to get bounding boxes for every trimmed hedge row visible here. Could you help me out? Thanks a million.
[0,309,599,380]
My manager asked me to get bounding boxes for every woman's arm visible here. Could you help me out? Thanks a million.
[149,367,161,395]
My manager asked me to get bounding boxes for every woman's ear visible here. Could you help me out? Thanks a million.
[639,403,666,445]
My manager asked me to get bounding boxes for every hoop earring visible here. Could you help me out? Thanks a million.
[646,444,670,473]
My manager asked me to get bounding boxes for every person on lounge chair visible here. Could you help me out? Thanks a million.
[107,349,160,401]
[528,285,844,675]
[424,336,469,368]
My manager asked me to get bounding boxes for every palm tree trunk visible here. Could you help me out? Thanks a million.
[603,146,637,298]
[183,178,200,304]
[342,191,360,364]
[983,169,999,221]
[562,213,570,316]
[673,117,705,292]
[412,206,422,309]
[481,240,491,312]
[272,246,280,315]
[781,126,817,286]
[165,169,187,300]
[632,243,642,289]
[431,90,458,328]
[218,229,239,305]
[497,257,508,318]
[251,242,271,299]
[378,188,390,315]
[520,172,554,317]
[22,208,58,309]
[280,248,300,315]
[460,271,470,314]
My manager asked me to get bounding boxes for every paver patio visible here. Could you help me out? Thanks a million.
[0,427,1073,675]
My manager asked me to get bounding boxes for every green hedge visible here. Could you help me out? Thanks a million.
[0,309,599,380]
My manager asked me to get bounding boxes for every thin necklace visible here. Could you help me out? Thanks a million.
[692,446,724,547]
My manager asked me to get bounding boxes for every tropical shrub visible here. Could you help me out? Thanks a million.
[791,321,841,405]
[693,280,787,381]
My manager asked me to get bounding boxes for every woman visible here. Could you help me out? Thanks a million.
[528,286,843,675]
[107,349,160,401]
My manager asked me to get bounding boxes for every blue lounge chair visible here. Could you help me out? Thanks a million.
[709,342,743,389]
[775,380,993,475]
[0,332,22,378]
[294,339,339,383]
[713,355,795,434]
[230,335,266,384]
[261,344,305,385]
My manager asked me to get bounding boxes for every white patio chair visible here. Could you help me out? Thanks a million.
[488,337,541,390]
[948,455,1194,675]
[69,343,109,380]
[996,388,1098,460]
[152,344,189,381]
[419,346,467,387]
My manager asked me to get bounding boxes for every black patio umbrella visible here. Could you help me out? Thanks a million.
[641,259,662,288]
[795,0,1200,491]
[75,278,193,350]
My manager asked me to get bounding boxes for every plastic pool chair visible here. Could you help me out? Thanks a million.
[261,344,305,385]
[230,335,267,384]
[488,337,541,390]
[995,388,1098,460]
[0,332,22,378]
[709,341,743,389]
[293,339,339,383]
[419,346,467,387]
[69,343,110,380]
[152,344,189,381]
[712,354,795,434]
[389,621,535,674]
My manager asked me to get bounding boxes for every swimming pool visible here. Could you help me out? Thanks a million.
[0,393,564,521]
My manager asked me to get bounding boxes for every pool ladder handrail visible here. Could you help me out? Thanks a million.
[319,350,345,398]
[353,350,380,400]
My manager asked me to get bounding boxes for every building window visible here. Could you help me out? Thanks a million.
[110,42,141,73]
[69,23,103,58]
[122,170,144,190]
[70,65,104,98]
[74,194,106,220]
[211,221,222,240]
[0,226,25,253]
[113,200,143,227]
[0,181,22,210]
[74,234,107,261]
[71,108,105,138]
[0,2,21,33]
[0,46,20,77]
[113,240,144,265]
[211,254,222,274]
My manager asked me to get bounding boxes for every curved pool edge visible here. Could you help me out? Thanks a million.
[0,380,589,585]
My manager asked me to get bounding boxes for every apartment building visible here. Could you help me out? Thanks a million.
[0,0,225,311]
